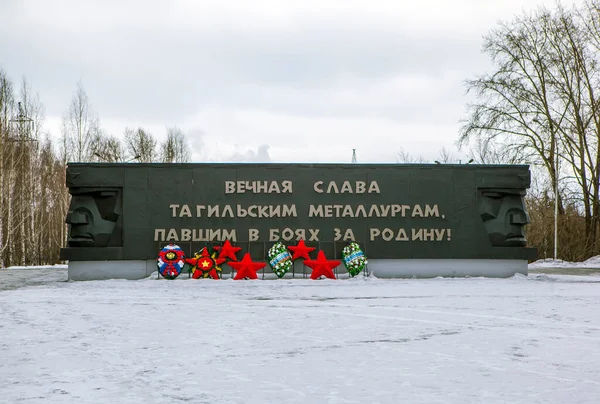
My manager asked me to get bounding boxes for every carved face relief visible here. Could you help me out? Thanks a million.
[478,189,530,247]
[65,188,122,247]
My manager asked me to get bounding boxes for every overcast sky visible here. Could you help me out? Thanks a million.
[0,0,583,163]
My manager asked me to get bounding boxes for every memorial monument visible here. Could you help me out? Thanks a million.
[60,163,536,280]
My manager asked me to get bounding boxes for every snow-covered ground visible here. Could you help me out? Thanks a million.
[530,255,600,269]
[0,265,68,291]
[1,266,600,404]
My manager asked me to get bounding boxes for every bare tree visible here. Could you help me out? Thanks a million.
[466,136,527,164]
[0,69,14,267]
[458,8,566,195]
[459,1,600,256]
[124,127,157,163]
[396,147,426,163]
[547,3,600,247]
[437,147,457,163]
[15,78,44,264]
[61,81,101,162]
[90,132,126,162]
[160,126,191,163]
[396,146,468,164]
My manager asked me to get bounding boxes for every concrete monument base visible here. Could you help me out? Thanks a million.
[367,259,528,278]
[68,259,528,281]
[68,260,157,281]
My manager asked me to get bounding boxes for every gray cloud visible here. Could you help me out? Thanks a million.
[0,0,488,124]
[186,127,206,161]
[224,144,272,163]
[0,0,584,163]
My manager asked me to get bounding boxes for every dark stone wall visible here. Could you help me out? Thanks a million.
[60,163,537,261]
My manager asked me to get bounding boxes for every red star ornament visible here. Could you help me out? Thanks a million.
[213,240,242,261]
[209,251,226,279]
[185,249,204,279]
[288,239,316,260]
[211,251,227,267]
[229,253,267,280]
[304,250,341,280]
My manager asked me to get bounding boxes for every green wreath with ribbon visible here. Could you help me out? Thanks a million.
[341,242,367,277]
[268,242,293,278]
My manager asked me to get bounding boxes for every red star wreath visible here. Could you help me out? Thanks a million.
[185,247,226,279]
[213,240,242,261]
[229,253,267,280]
[304,250,341,280]
[288,239,316,261]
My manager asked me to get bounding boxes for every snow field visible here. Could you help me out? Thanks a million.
[1,270,599,403]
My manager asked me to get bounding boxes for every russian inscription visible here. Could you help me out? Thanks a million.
[154,179,451,243]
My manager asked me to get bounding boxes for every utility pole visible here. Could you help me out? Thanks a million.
[351,149,357,163]
[554,139,559,260]
[9,102,35,142]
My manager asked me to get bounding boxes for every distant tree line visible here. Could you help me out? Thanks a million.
[0,73,191,267]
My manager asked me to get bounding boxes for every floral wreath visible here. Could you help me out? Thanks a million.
[268,242,293,278]
[157,244,186,279]
[341,242,367,277]
[186,247,225,279]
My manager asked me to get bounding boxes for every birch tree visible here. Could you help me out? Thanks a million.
[0,69,14,267]
[61,81,101,162]
[160,127,191,163]
[124,127,157,163]
[91,132,126,162]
